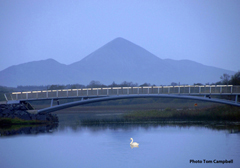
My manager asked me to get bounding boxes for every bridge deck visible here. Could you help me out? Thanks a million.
[5,85,240,101]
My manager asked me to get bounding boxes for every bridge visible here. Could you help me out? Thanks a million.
[4,85,240,114]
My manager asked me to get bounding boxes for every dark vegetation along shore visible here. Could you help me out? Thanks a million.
[64,104,240,134]
[63,104,240,126]
[123,105,240,122]
[0,103,59,136]
[0,123,58,136]
[0,103,58,126]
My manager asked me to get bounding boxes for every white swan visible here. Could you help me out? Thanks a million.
[130,138,139,148]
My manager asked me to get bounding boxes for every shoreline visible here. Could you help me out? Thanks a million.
[0,103,58,126]
[0,117,58,126]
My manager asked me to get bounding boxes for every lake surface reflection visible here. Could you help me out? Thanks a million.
[0,121,240,168]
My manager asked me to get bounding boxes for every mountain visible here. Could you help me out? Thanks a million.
[0,59,73,86]
[0,37,236,87]
[69,37,171,84]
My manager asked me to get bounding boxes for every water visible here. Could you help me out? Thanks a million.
[0,120,240,168]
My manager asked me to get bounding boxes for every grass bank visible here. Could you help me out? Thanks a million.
[59,105,240,126]
[123,105,240,121]
[0,121,41,131]
[0,117,52,126]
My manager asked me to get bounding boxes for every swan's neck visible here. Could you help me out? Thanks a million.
[130,139,133,144]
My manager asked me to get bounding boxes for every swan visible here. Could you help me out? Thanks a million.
[130,138,139,146]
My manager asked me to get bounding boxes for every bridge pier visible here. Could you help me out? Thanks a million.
[236,95,238,104]
[48,99,60,107]
[51,99,53,107]
[4,94,8,101]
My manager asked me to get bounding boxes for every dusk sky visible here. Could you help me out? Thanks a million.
[0,0,239,72]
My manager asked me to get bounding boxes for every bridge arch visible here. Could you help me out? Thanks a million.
[37,94,240,114]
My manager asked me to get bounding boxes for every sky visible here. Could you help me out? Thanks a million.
[0,0,239,72]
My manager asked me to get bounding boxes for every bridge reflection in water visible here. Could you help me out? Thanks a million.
[4,85,240,113]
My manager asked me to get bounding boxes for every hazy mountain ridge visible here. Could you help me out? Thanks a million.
[0,59,72,86]
[0,37,235,87]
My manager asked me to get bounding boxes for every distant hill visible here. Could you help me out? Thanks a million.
[0,37,235,87]
[0,59,72,86]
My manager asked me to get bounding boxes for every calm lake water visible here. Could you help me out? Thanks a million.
[0,114,240,168]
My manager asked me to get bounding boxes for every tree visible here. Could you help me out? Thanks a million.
[49,85,65,90]
[194,83,203,85]
[120,81,138,87]
[220,73,230,85]
[171,82,178,86]
[87,80,102,88]
[70,84,85,89]
[230,71,240,85]
[140,82,151,86]
[108,81,119,87]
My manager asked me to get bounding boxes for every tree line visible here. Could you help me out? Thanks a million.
[215,71,240,85]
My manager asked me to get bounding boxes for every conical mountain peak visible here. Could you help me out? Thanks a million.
[106,37,133,46]
[69,37,168,84]
[104,37,145,51]
[72,37,161,64]
[110,37,127,42]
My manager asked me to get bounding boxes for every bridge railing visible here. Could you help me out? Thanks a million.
[4,85,240,101]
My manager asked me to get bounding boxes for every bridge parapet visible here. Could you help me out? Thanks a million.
[4,85,240,102]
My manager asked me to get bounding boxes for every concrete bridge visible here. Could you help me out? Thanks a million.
[4,85,240,114]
